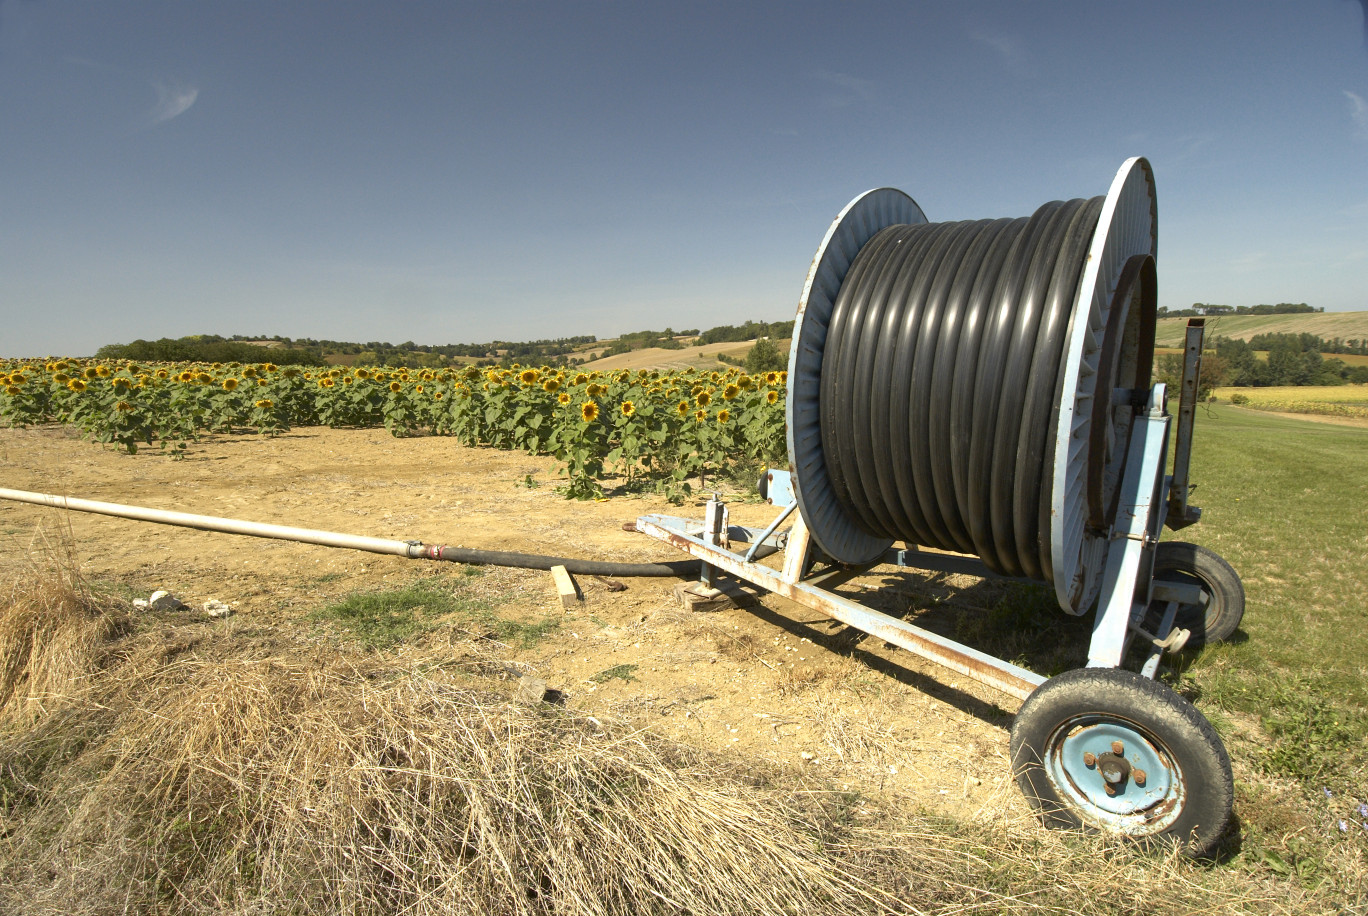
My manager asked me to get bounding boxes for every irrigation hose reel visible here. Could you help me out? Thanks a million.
[636,158,1246,856]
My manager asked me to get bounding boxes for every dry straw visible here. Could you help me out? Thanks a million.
[0,538,1346,915]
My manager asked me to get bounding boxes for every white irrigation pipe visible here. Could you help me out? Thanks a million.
[0,487,713,576]
[0,487,418,556]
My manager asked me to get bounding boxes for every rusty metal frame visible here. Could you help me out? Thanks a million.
[635,513,1046,700]
[1167,318,1206,530]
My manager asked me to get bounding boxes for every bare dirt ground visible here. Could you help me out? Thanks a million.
[0,424,1031,821]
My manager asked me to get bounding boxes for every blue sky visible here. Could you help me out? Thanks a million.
[2,1,1366,357]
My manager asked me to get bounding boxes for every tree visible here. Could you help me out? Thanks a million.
[744,337,787,374]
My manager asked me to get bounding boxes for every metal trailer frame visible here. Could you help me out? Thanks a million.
[634,319,1235,853]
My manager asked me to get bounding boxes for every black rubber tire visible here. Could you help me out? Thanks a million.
[1151,541,1245,648]
[1010,667,1234,858]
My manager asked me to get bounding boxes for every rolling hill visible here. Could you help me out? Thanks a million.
[1154,311,1368,347]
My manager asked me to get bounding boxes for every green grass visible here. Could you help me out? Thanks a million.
[1172,408,1368,867]
[1180,408,1368,707]
[311,571,558,650]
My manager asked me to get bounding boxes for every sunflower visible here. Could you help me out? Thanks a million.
[723,383,740,401]
[543,378,560,393]
[737,375,754,391]
[115,400,134,412]
[676,400,690,417]
[766,389,780,405]
[390,381,403,392]
[85,367,100,379]
[7,373,24,385]
[717,409,731,424]
[222,378,239,391]
[242,367,258,379]
[519,368,540,385]
[558,391,571,405]
[4,385,19,396]
[343,376,355,385]
[573,373,589,386]
[156,369,170,379]
[694,409,707,423]
[95,366,111,377]
[320,378,335,388]
[765,370,780,385]
[255,399,273,409]
[195,372,212,385]
[780,370,789,384]
[257,378,268,386]
[620,400,635,417]
[696,390,712,407]
[68,379,87,392]
[52,373,70,384]
[581,401,599,422]
[415,384,424,393]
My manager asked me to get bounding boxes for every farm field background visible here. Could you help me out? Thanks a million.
[1211,385,1368,422]
[0,357,788,500]
[1,360,1366,908]
[1154,310,1368,347]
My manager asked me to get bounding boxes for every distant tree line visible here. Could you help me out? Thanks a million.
[95,319,807,368]
[96,336,327,366]
[695,320,794,345]
[1157,302,1321,318]
[1155,333,1368,394]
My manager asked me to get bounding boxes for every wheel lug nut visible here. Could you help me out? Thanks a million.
[1103,783,1117,796]
[1083,752,1096,767]
[1133,769,1146,785]
[1111,741,1124,756]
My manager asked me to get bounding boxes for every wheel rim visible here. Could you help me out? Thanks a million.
[1044,713,1185,835]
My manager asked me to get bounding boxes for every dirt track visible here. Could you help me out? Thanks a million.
[0,424,1031,821]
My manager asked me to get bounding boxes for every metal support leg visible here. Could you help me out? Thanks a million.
[1088,393,1171,669]
[700,498,728,589]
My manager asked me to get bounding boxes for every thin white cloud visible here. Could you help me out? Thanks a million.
[1170,132,1216,162]
[812,70,876,109]
[970,30,1029,75]
[1345,90,1368,139]
[147,80,198,126]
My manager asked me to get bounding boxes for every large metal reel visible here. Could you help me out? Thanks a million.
[785,160,1157,615]
[786,187,926,565]
[1049,157,1157,613]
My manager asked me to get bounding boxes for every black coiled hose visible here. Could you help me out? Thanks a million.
[819,197,1105,581]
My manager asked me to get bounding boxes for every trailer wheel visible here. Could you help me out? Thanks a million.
[1152,541,1244,648]
[1010,667,1233,858]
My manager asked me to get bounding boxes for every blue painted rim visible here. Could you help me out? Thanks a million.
[1044,713,1185,835]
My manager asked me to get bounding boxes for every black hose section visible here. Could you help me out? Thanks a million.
[426,543,777,577]
[818,198,1104,581]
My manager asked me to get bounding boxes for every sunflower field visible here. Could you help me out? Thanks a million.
[0,358,788,499]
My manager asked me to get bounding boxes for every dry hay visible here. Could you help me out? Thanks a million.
[0,543,1348,916]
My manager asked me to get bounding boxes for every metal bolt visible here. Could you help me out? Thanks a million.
[1103,783,1117,796]
[1111,741,1124,756]
[1133,769,1147,786]
[1083,752,1097,767]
